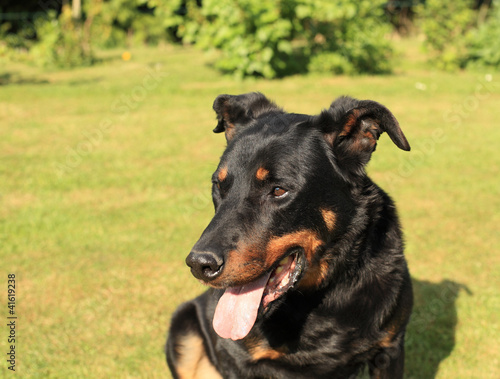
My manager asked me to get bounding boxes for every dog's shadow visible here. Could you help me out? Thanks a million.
[404,278,470,379]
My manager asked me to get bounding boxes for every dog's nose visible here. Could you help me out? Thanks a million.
[185,251,224,281]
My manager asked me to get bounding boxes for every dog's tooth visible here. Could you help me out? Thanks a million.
[282,276,290,287]
[279,256,289,266]
[275,265,284,275]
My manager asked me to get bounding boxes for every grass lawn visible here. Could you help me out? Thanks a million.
[1,41,499,378]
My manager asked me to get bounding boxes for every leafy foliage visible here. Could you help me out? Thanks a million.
[417,0,476,70]
[418,0,500,71]
[466,3,500,69]
[174,0,296,78]
[162,0,394,78]
[301,1,393,75]
[88,0,167,48]
[150,0,199,42]
[1,0,166,67]
[30,6,94,68]
[2,0,497,73]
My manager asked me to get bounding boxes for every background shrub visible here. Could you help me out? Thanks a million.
[466,2,500,69]
[88,0,166,48]
[30,6,94,68]
[417,0,476,70]
[169,0,394,78]
[300,0,393,75]
[175,0,295,78]
[1,0,498,74]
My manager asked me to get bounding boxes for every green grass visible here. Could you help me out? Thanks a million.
[1,42,499,378]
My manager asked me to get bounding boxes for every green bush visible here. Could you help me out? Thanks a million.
[0,13,38,63]
[88,0,167,48]
[308,52,354,75]
[162,0,394,78]
[30,7,94,68]
[466,3,500,69]
[417,0,476,71]
[151,0,201,43]
[179,0,295,78]
[301,1,393,75]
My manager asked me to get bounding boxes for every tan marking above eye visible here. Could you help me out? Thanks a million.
[320,208,336,232]
[256,167,269,181]
[217,166,228,182]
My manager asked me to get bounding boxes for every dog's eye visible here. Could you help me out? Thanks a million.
[272,187,288,198]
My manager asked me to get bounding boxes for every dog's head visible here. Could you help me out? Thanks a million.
[185,92,410,340]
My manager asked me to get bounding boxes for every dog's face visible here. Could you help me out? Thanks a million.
[185,92,410,340]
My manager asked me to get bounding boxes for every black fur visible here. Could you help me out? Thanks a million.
[166,92,413,379]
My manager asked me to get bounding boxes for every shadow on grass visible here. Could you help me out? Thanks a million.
[0,71,103,86]
[405,278,471,379]
[0,72,49,85]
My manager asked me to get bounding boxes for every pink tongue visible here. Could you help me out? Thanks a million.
[213,271,271,340]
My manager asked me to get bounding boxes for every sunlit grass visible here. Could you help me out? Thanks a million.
[1,42,499,378]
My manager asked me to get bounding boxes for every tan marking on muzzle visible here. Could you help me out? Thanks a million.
[207,230,325,288]
[266,230,323,266]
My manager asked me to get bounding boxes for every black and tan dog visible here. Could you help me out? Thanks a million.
[166,93,413,378]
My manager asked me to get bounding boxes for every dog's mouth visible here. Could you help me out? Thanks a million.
[212,251,304,341]
[262,251,303,309]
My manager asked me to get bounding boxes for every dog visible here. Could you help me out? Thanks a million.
[166,92,413,378]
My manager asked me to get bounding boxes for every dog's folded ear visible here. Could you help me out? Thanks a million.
[213,92,280,141]
[318,96,410,176]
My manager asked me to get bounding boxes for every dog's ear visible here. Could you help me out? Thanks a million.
[318,96,410,176]
[213,92,280,141]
